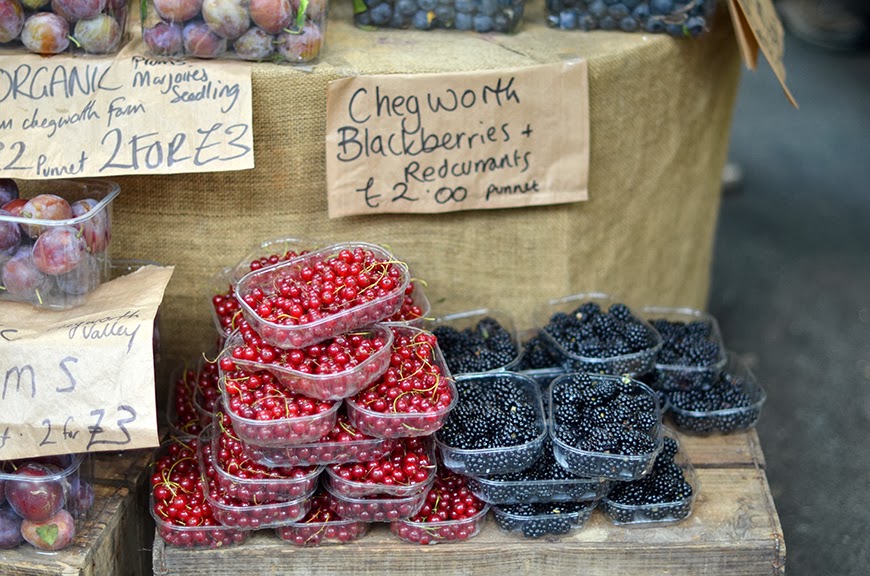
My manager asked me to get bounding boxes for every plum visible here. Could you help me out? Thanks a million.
[2,198,27,217]
[5,463,66,522]
[71,198,110,253]
[57,253,100,295]
[143,20,183,55]
[21,14,69,55]
[276,21,322,62]
[32,226,88,276]
[0,179,18,206]
[74,14,121,54]
[0,0,24,44]
[153,0,203,23]
[54,0,106,20]
[0,506,23,549]
[1,247,49,299]
[21,509,75,551]
[202,0,250,39]
[51,0,78,22]
[0,210,21,257]
[249,0,292,34]
[19,193,73,238]
[233,26,274,61]
[182,20,227,58]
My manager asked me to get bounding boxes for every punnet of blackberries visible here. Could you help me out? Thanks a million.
[436,374,545,475]
[516,333,564,371]
[433,316,519,374]
[468,439,610,504]
[602,436,696,525]
[550,373,662,480]
[667,369,765,434]
[648,315,726,391]
[494,501,596,538]
[542,301,661,374]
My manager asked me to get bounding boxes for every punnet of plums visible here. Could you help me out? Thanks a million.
[141,0,328,62]
[0,454,94,552]
[0,0,127,55]
[545,0,715,36]
[154,253,765,545]
[0,179,117,309]
[353,0,526,33]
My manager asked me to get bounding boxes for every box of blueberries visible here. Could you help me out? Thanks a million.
[353,0,526,33]
[546,0,716,36]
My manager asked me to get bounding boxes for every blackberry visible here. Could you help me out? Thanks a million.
[495,501,594,538]
[437,374,544,475]
[433,317,518,374]
[652,318,722,367]
[668,371,761,434]
[516,334,562,371]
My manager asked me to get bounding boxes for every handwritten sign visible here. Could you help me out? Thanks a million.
[0,265,172,460]
[727,0,797,107]
[325,61,589,218]
[0,38,253,179]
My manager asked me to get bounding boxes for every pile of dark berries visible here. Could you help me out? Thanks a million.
[545,0,713,37]
[604,437,694,523]
[354,0,526,33]
[667,372,761,433]
[494,501,595,538]
[433,317,518,374]
[552,373,658,453]
[544,302,657,359]
[651,319,722,367]
[516,334,563,371]
[437,375,543,474]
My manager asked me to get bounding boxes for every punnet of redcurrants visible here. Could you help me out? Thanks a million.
[353,0,526,33]
[545,0,715,36]
[141,0,328,62]
[0,454,93,552]
[0,0,127,55]
[276,488,370,546]
[0,180,115,308]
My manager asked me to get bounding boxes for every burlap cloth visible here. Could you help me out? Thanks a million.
[110,2,741,365]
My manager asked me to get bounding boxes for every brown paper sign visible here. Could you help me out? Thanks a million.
[0,265,173,460]
[325,61,589,218]
[0,36,253,179]
[728,0,798,107]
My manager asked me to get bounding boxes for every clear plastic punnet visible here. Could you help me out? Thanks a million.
[0,180,119,308]
[535,293,663,376]
[545,0,716,37]
[0,0,128,56]
[324,476,431,522]
[353,0,526,33]
[390,504,489,545]
[0,454,91,552]
[431,308,522,374]
[141,0,328,62]
[235,242,410,349]
[642,306,728,392]
[493,500,597,538]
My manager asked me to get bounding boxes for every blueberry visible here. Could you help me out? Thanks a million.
[370,2,393,25]
[559,9,578,29]
[608,2,629,18]
[391,10,410,28]
[412,10,432,29]
[397,0,417,16]
[493,12,512,32]
[599,15,616,29]
[455,0,475,13]
[619,15,639,31]
[623,0,639,7]
[474,14,494,32]
[666,22,685,36]
[685,16,706,37]
[644,18,666,33]
[632,3,650,20]
[588,0,607,18]
[579,13,597,30]
[456,12,474,29]
[435,5,456,24]
[481,0,499,16]
[650,0,674,15]
[419,0,438,10]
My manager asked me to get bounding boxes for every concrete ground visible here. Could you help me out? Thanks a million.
[710,36,870,576]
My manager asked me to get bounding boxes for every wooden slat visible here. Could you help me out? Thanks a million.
[676,428,766,469]
[154,467,785,576]
[0,450,152,576]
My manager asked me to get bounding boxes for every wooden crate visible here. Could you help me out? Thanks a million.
[153,430,785,576]
[1,449,153,576]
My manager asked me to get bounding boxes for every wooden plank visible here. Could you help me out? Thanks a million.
[0,450,152,576]
[154,467,785,576]
[677,428,766,469]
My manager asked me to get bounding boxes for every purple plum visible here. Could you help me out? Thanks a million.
[32,225,88,276]
[71,198,110,253]
[56,253,100,295]
[0,179,18,206]
[1,247,49,299]
[0,506,23,549]
[233,26,274,61]
[249,0,292,35]
[143,20,183,56]
[0,0,24,44]
[21,13,70,55]
[182,20,227,58]
[5,463,66,523]
[153,0,203,23]
[53,0,106,21]
[276,20,322,62]
[74,14,121,53]
[202,0,250,39]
